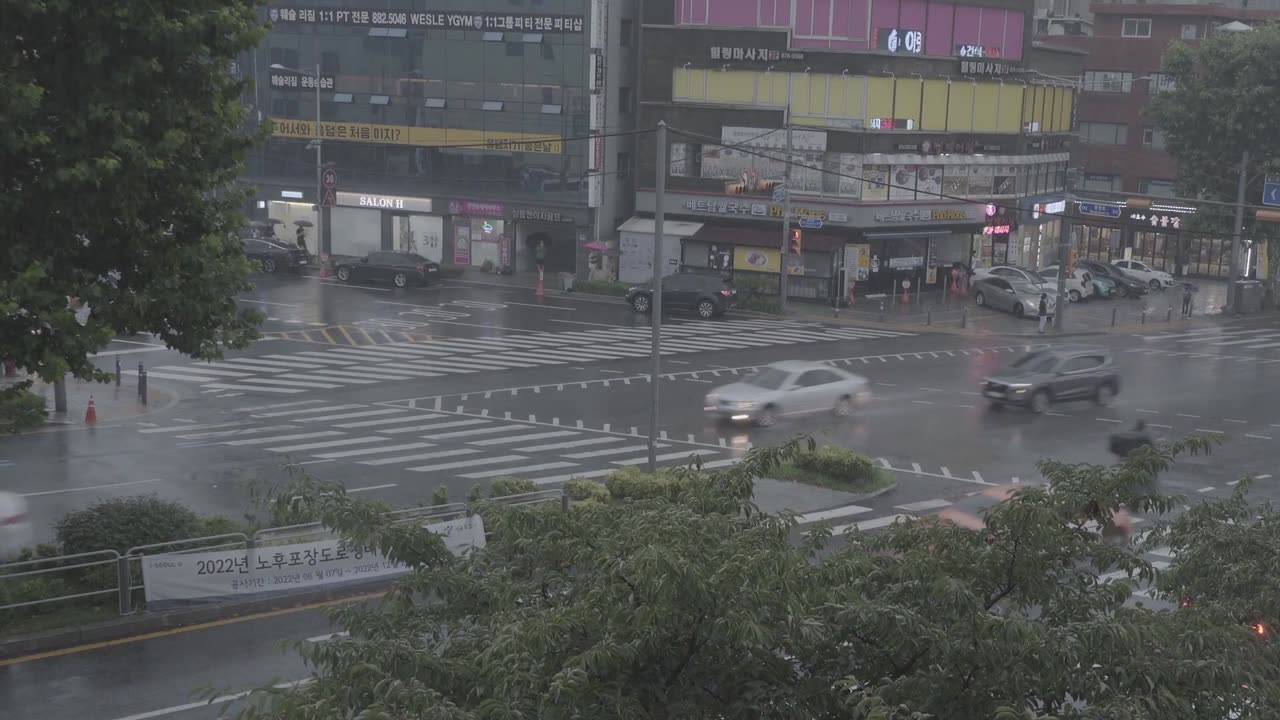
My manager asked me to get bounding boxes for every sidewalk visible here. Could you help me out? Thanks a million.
[22,375,178,429]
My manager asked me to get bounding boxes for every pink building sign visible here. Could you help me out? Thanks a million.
[675,0,1024,61]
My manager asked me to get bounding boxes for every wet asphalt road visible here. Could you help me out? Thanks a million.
[2,272,1279,719]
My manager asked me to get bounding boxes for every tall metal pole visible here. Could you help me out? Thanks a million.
[1228,149,1249,312]
[647,122,667,472]
[779,125,793,312]
[1053,175,1076,331]
[314,62,324,260]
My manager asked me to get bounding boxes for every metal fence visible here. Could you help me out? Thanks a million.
[0,490,566,624]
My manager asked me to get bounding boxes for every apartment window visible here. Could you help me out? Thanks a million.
[1138,179,1176,197]
[621,18,634,46]
[1142,127,1167,150]
[481,101,504,111]
[540,104,562,114]
[1082,174,1122,192]
[1080,122,1129,145]
[1121,18,1151,38]
[1149,73,1176,94]
[1082,70,1133,93]
[369,95,390,105]
[331,93,354,103]
[1181,23,1200,40]
[618,86,633,113]
[482,32,504,41]
[617,151,633,179]
[424,98,447,108]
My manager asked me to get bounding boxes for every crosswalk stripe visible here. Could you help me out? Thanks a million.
[1241,341,1280,350]
[830,514,912,534]
[206,358,325,370]
[294,408,408,422]
[696,458,743,469]
[289,373,380,385]
[795,504,874,524]
[378,419,491,434]
[224,431,343,446]
[405,454,527,473]
[422,425,533,440]
[296,368,420,381]
[252,404,365,418]
[335,414,443,429]
[317,348,421,362]
[269,436,388,453]
[480,354,565,366]
[373,343,457,356]
[459,461,578,479]
[124,369,218,383]
[432,357,539,369]
[515,436,623,452]
[895,499,953,512]
[237,377,343,389]
[468,430,580,446]
[612,450,719,466]
[396,360,478,373]
[313,442,433,459]
[565,443,668,459]
[338,344,441,358]
[369,365,448,377]
[264,354,358,366]
[527,469,614,485]
[177,425,300,440]
[360,448,478,466]
[201,383,305,394]
[141,422,243,434]
[155,365,251,378]
[1210,333,1280,347]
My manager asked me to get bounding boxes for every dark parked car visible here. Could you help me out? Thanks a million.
[981,347,1120,413]
[241,238,308,273]
[1077,259,1148,298]
[334,251,439,288]
[626,272,736,319]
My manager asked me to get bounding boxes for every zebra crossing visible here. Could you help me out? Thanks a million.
[1139,325,1280,353]
[122,319,914,395]
[139,400,740,484]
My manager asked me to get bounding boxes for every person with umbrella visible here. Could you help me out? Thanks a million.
[294,219,313,259]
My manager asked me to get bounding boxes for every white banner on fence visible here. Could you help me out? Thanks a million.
[142,515,486,603]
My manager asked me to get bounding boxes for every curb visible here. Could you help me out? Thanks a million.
[0,580,390,662]
[16,382,183,436]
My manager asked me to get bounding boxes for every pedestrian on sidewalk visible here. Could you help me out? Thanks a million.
[534,240,547,283]
[1181,283,1193,316]
[1037,293,1049,334]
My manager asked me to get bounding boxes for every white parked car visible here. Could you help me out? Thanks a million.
[705,361,870,426]
[974,265,1053,290]
[1113,259,1176,291]
[0,492,32,560]
[1037,265,1095,302]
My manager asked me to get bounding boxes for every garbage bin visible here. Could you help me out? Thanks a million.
[559,272,575,292]
[1234,280,1262,314]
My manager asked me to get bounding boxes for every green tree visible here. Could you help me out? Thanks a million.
[1148,23,1280,302]
[237,439,1278,719]
[0,0,267,388]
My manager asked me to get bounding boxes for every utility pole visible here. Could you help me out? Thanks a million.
[314,62,324,259]
[778,125,793,313]
[1228,149,1249,312]
[647,122,667,472]
[1053,174,1076,331]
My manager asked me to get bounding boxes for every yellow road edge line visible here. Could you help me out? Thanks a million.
[378,330,393,345]
[0,591,385,667]
[359,327,376,346]
[338,325,357,347]
[320,328,336,344]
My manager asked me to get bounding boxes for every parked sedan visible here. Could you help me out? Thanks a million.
[1090,274,1118,299]
[627,271,736,319]
[334,251,439,288]
[705,361,870,426]
[1113,258,1176,291]
[1077,259,1148,298]
[240,238,308,273]
[982,347,1121,413]
[971,276,1056,319]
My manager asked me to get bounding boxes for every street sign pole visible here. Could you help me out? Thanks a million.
[1228,149,1249,312]
[314,62,324,258]
[647,122,667,473]
[779,124,792,314]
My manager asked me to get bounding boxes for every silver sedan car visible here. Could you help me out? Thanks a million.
[705,360,870,426]
[971,276,1056,319]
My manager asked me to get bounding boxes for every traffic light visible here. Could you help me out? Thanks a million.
[789,228,802,255]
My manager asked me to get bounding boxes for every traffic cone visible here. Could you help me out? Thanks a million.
[84,397,97,424]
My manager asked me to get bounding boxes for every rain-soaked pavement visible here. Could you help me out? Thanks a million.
[3,271,1280,719]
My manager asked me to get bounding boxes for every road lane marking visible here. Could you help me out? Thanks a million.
[306,631,350,642]
[224,431,343,446]
[794,504,873,524]
[113,679,312,720]
[361,448,478,466]
[21,478,164,498]
[830,514,912,534]
[270,437,388,453]
[1246,434,1272,440]
[895,499,953,512]
[1194,428,1225,435]
[459,461,578,479]
[406,454,527,473]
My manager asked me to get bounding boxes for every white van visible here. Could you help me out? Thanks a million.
[1037,265,1095,302]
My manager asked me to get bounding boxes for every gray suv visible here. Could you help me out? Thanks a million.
[982,348,1120,413]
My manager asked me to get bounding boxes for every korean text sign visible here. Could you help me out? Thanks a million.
[142,515,486,603]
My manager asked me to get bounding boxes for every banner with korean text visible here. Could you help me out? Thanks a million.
[142,515,485,603]
[270,118,562,155]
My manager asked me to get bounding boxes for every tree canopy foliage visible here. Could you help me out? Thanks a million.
[237,437,1279,719]
[0,0,267,384]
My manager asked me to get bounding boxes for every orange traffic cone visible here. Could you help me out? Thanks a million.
[85,397,97,424]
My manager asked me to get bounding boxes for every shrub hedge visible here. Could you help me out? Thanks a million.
[776,446,889,493]
[55,496,202,556]
[0,388,47,433]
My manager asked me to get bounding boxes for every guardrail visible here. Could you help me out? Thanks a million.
[1,490,567,624]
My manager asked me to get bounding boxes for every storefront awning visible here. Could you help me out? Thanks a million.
[617,217,703,237]
[693,224,845,253]
[862,229,956,240]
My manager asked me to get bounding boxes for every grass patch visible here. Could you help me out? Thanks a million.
[2,603,118,637]
[772,446,894,495]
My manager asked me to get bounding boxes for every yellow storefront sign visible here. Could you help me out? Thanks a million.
[269,118,562,154]
[733,246,803,274]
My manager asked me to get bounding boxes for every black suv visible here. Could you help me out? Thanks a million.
[626,272,737,319]
[982,347,1121,413]
[1077,259,1147,298]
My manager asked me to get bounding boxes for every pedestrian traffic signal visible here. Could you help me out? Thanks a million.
[789,228,802,255]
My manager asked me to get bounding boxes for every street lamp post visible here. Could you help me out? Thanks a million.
[270,63,324,258]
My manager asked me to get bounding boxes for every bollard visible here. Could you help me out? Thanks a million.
[137,362,148,406]
[115,356,122,386]
[1141,310,1147,325]
[926,306,932,326]
[962,306,969,329]
[1111,307,1118,327]
[117,556,132,614]
[878,300,886,322]
[560,493,570,512]
[1166,306,1173,322]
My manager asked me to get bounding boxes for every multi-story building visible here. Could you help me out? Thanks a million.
[623,0,1084,300]
[1041,3,1280,278]
[239,1,637,277]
